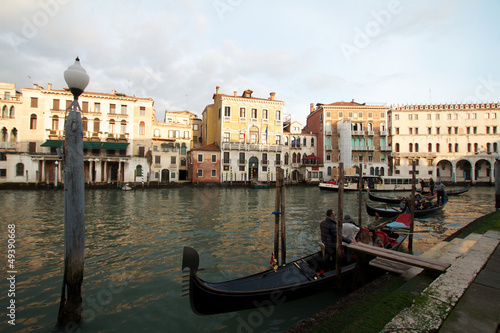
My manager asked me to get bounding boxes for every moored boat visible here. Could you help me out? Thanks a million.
[319,175,414,192]
[366,194,447,218]
[181,229,407,315]
[368,189,436,204]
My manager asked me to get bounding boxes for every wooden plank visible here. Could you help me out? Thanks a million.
[370,258,414,274]
[347,243,450,272]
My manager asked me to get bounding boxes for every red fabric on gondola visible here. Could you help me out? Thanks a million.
[395,213,411,227]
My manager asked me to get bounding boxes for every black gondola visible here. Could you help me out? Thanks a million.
[181,229,406,315]
[446,187,469,196]
[365,195,447,218]
[368,189,436,204]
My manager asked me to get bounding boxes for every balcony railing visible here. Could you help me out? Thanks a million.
[380,130,388,136]
[352,130,365,136]
[380,146,392,152]
[0,142,18,149]
[367,131,374,136]
[237,159,247,165]
[222,142,282,152]
[326,145,332,151]
[325,130,332,136]
[223,159,231,164]
[352,146,367,151]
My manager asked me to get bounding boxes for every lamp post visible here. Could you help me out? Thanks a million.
[57,57,89,327]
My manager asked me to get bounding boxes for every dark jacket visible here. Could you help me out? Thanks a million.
[320,216,352,248]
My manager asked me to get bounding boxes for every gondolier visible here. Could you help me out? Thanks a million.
[435,181,446,205]
[320,210,354,269]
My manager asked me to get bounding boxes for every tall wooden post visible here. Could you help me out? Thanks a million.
[58,107,85,326]
[336,163,344,290]
[274,168,281,266]
[279,168,286,264]
[409,161,416,254]
[495,160,500,209]
[357,164,363,227]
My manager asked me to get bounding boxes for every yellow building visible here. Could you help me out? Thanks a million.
[202,86,286,182]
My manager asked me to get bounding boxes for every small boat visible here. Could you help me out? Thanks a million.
[251,182,270,189]
[319,175,414,192]
[368,189,436,204]
[366,195,448,218]
[120,183,134,191]
[181,229,407,315]
[446,187,469,196]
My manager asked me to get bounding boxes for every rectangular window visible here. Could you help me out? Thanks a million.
[262,109,268,119]
[224,106,230,117]
[29,142,36,153]
[110,104,116,114]
[211,154,216,163]
[275,135,281,145]
[121,105,127,115]
[0,169,6,177]
[428,127,432,134]
[31,97,38,108]
[223,132,230,143]
[171,156,176,164]
[197,154,203,162]
[82,101,89,112]
[239,107,246,118]
[155,156,161,164]
[276,110,281,121]
[211,170,216,177]
[197,169,203,177]
[140,106,146,116]
[338,111,343,119]
[251,108,257,119]
[95,102,101,113]
[53,99,60,110]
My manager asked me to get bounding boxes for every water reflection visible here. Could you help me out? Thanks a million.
[0,186,494,332]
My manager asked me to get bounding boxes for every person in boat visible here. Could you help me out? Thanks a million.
[400,198,408,211]
[369,229,384,247]
[420,178,425,192]
[435,181,446,205]
[342,214,360,241]
[320,210,355,269]
[429,178,435,195]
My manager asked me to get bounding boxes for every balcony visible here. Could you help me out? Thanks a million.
[380,146,392,152]
[275,120,282,126]
[223,159,231,164]
[367,131,374,136]
[380,130,388,136]
[239,117,247,123]
[48,129,64,139]
[326,145,332,151]
[352,146,367,151]
[325,130,332,136]
[274,160,281,165]
[238,159,247,165]
[352,130,365,136]
[367,146,375,151]
[222,142,282,152]
[262,159,268,165]
[0,142,18,150]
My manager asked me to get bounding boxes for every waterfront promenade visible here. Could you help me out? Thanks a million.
[288,210,500,332]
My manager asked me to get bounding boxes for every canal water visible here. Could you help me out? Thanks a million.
[0,186,495,332]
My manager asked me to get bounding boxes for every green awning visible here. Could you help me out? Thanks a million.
[83,142,103,149]
[101,142,129,150]
[41,140,64,147]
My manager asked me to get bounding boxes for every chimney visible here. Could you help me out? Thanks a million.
[47,83,52,90]
[33,84,40,89]
[112,89,116,94]
[216,86,220,94]
[233,91,237,97]
[310,103,315,113]
[269,92,276,101]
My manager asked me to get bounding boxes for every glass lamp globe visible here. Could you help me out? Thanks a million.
[64,57,90,99]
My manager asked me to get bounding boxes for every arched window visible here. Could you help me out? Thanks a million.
[311,138,314,146]
[82,117,88,132]
[1,127,7,142]
[139,121,145,135]
[136,165,143,177]
[2,106,7,118]
[30,114,37,129]
[9,106,15,118]
[284,153,289,165]
[93,118,100,133]
[121,120,127,134]
[327,166,331,176]
[415,143,419,152]
[395,143,400,152]
[368,123,373,131]
[297,153,301,164]
[409,143,413,152]
[325,122,331,132]
[10,128,17,143]
[52,115,59,130]
[292,153,297,163]
[380,138,385,147]
[428,143,432,152]
[109,119,115,133]
[16,163,24,177]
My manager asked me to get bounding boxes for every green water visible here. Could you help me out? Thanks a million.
[0,186,495,332]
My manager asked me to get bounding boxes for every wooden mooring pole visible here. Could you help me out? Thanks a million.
[57,106,86,326]
[274,168,281,266]
[57,58,88,327]
[358,164,363,228]
[409,160,416,254]
[279,168,286,265]
[336,163,344,290]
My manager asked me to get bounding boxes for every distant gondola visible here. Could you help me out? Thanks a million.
[181,228,407,315]
[445,187,469,196]
[365,195,447,218]
[368,189,436,204]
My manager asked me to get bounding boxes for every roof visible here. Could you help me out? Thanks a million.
[321,100,366,107]
[190,143,220,152]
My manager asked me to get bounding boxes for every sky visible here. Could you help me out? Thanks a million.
[1,0,499,123]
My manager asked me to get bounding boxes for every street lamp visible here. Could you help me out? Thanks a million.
[64,57,89,111]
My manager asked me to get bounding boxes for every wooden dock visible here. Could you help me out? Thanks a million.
[346,242,450,273]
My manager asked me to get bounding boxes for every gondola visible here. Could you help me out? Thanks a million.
[367,189,436,204]
[181,229,407,315]
[446,187,469,196]
[366,195,447,218]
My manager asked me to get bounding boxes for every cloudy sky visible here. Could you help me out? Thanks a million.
[1,0,499,122]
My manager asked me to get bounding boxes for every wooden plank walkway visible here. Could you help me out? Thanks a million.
[346,243,450,273]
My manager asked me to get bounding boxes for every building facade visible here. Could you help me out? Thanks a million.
[282,119,319,182]
[307,100,390,179]
[187,143,221,183]
[389,103,500,183]
[202,87,286,183]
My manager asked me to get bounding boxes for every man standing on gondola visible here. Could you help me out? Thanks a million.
[435,181,446,205]
[429,178,435,195]
[320,210,354,270]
